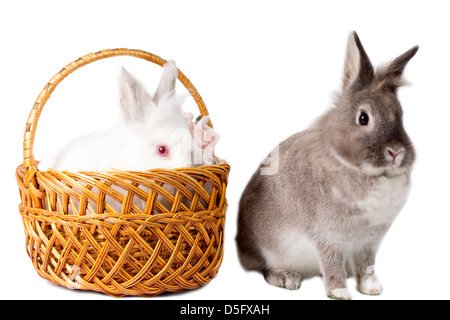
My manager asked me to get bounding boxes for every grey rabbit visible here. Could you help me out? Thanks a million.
[236,31,418,299]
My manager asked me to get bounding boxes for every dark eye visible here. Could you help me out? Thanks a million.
[358,112,369,126]
[157,144,169,157]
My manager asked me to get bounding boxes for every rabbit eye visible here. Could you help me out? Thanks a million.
[157,144,169,157]
[358,112,369,126]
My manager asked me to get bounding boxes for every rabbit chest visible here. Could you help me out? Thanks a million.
[356,172,411,228]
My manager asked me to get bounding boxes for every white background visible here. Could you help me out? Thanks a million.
[1,0,449,300]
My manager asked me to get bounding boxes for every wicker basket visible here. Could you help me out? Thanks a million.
[15,48,230,297]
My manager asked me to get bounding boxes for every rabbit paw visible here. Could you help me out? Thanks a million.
[264,270,302,290]
[329,288,352,300]
[358,277,383,295]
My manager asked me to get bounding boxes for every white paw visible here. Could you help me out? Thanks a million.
[330,288,352,300]
[358,277,383,295]
[265,271,302,290]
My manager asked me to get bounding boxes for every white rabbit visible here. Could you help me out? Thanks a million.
[236,32,418,299]
[38,60,219,216]
[40,60,219,172]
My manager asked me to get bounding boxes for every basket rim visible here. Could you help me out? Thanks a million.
[16,162,230,218]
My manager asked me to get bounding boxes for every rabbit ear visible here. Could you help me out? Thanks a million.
[342,31,374,91]
[192,116,219,165]
[193,116,220,149]
[375,45,419,93]
[119,67,152,123]
[182,111,195,134]
[153,60,178,105]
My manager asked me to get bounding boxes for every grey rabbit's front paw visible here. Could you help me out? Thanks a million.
[329,288,352,300]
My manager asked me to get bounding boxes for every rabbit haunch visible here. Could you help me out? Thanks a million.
[236,31,418,300]
[40,60,219,172]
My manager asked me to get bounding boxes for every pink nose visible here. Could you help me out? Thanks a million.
[386,147,404,166]
[388,149,398,160]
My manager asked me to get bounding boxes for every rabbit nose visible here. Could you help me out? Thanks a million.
[386,147,404,165]
[388,149,398,159]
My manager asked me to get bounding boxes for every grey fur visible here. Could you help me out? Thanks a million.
[236,31,418,299]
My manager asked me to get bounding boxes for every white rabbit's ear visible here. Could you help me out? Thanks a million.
[194,116,220,149]
[153,60,178,104]
[119,67,152,123]
[182,111,195,134]
[342,31,374,91]
[196,116,220,165]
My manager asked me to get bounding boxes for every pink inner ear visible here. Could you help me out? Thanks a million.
[182,111,195,134]
[194,116,219,149]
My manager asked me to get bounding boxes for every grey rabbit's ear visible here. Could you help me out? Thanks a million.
[374,45,419,93]
[153,60,178,105]
[342,31,374,91]
[119,67,152,123]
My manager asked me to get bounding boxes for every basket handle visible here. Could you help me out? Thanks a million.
[22,48,210,170]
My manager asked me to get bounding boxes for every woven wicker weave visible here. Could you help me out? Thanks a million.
[15,49,230,297]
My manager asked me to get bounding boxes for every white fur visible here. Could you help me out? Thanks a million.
[358,276,382,295]
[41,96,201,171]
[261,232,321,279]
[358,173,410,227]
[331,288,352,300]
[38,62,219,217]
[40,61,218,172]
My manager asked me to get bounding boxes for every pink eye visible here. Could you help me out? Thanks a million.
[157,144,169,157]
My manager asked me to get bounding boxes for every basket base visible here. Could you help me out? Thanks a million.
[20,205,225,297]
